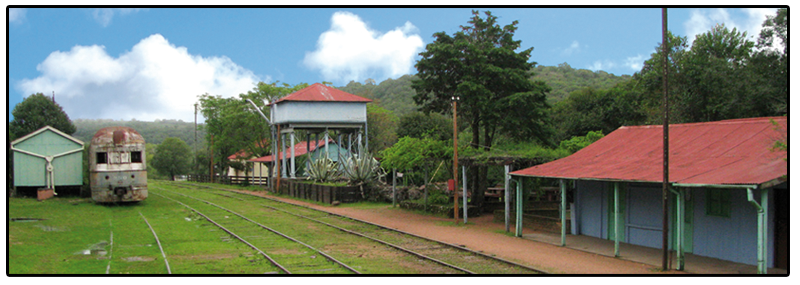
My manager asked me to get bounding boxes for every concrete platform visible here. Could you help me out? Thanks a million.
[522,231,788,275]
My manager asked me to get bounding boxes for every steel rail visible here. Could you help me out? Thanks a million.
[258,200,477,273]
[156,188,360,274]
[151,191,291,274]
[139,211,172,274]
[186,182,547,274]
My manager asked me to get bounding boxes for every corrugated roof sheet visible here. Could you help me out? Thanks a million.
[272,83,372,104]
[248,139,334,163]
[510,117,787,187]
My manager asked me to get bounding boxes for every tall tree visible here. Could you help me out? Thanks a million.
[151,137,192,181]
[413,10,550,149]
[752,8,787,114]
[10,93,77,138]
[412,10,550,208]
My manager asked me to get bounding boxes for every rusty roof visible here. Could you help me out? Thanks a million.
[510,117,787,187]
[248,139,335,163]
[271,83,372,104]
[91,126,145,145]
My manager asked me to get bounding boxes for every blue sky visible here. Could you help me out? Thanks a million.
[6,7,780,122]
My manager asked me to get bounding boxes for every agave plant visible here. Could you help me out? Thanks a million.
[304,158,341,183]
[340,151,386,186]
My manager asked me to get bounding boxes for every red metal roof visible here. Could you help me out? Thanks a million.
[227,139,270,160]
[510,117,787,187]
[271,83,372,104]
[247,139,335,163]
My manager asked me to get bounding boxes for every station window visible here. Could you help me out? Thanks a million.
[96,152,108,164]
[131,151,142,163]
[706,188,731,217]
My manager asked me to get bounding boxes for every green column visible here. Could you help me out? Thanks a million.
[760,188,769,274]
[676,188,684,270]
[561,179,567,246]
[516,178,524,237]
[614,182,621,257]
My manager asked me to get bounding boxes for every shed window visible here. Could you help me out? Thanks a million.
[706,189,731,217]
[131,151,142,163]
[96,152,108,164]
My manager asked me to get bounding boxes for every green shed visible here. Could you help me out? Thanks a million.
[11,125,84,191]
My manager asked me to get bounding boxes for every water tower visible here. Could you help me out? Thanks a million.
[270,83,372,178]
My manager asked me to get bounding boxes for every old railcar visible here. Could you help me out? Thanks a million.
[90,127,148,202]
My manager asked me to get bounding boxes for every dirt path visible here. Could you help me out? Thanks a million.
[236,189,671,274]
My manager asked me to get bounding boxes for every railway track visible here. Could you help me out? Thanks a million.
[151,185,359,274]
[162,182,545,274]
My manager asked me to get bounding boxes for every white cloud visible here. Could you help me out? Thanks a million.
[9,8,26,24]
[92,8,146,27]
[17,34,264,122]
[587,60,615,72]
[303,11,424,84]
[684,8,776,46]
[561,41,581,56]
[624,54,646,71]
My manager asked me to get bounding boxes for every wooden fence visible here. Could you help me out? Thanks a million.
[187,174,269,186]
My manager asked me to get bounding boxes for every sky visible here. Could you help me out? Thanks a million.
[5,7,782,123]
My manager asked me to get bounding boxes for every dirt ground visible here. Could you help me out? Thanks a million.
[236,189,674,274]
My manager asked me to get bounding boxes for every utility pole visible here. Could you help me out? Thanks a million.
[452,96,460,224]
[661,7,670,272]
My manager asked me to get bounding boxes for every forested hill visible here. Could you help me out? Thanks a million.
[531,63,632,103]
[70,64,628,146]
[72,118,206,149]
[337,63,632,117]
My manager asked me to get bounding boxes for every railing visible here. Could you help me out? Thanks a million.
[187,174,270,186]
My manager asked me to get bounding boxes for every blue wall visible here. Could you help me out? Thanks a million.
[575,181,776,267]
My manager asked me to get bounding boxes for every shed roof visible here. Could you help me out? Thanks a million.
[510,117,787,188]
[11,125,84,147]
[248,139,335,163]
[271,83,372,104]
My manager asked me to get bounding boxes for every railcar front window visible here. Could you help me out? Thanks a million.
[131,151,142,163]
[96,152,108,164]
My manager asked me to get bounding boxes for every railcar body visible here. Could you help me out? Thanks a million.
[89,127,148,202]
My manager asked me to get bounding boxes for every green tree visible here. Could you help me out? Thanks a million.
[396,111,452,141]
[366,104,398,155]
[10,93,77,138]
[752,8,787,114]
[412,10,551,207]
[413,10,551,149]
[200,81,308,178]
[151,137,192,181]
[380,136,451,185]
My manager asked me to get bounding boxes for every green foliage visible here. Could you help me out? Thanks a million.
[558,130,605,154]
[340,149,386,186]
[427,189,450,205]
[366,104,398,155]
[380,136,451,172]
[304,158,341,183]
[72,118,206,151]
[397,111,452,141]
[532,63,632,103]
[551,84,645,142]
[200,81,308,177]
[151,137,192,180]
[412,10,550,151]
[10,93,77,138]
[339,75,419,117]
